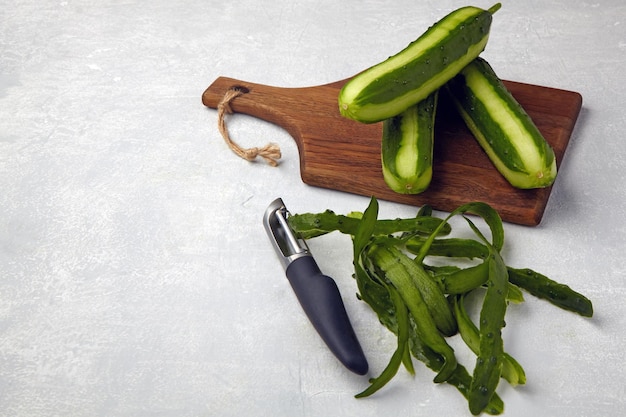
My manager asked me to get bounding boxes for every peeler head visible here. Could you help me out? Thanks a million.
[263,198,311,270]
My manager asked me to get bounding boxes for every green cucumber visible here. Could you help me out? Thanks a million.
[445,57,557,189]
[338,3,501,123]
[382,91,437,194]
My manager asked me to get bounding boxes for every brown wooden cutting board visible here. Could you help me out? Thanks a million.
[202,76,582,226]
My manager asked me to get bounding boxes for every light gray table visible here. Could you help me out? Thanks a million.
[1,1,624,416]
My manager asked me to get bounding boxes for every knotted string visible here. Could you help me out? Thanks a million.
[216,88,281,167]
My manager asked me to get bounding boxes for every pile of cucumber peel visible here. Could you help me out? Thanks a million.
[289,197,593,415]
[338,3,558,192]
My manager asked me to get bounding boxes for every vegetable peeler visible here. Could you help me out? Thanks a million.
[263,198,368,375]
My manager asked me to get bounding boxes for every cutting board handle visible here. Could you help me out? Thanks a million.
[202,76,346,148]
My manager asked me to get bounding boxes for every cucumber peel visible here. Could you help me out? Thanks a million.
[288,197,593,414]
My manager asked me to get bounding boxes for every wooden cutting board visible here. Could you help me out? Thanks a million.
[202,76,582,226]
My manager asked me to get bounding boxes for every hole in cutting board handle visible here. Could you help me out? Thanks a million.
[231,85,250,94]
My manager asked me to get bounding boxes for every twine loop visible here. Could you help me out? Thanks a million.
[216,87,281,167]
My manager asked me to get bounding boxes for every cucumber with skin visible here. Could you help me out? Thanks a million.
[338,3,501,124]
[445,57,557,189]
[382,91,437,194]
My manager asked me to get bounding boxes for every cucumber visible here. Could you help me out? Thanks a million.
[445,57,557,189]
[382,91,437,194]
[338,4,501,124]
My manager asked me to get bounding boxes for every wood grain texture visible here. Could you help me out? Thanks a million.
[202,76,582,226]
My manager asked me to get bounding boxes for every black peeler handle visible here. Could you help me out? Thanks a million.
[286,256,368,375]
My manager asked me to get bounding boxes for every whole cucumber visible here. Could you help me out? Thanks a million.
[445,57,557,189]
[338,4,501,123]
[382,91,437,194]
